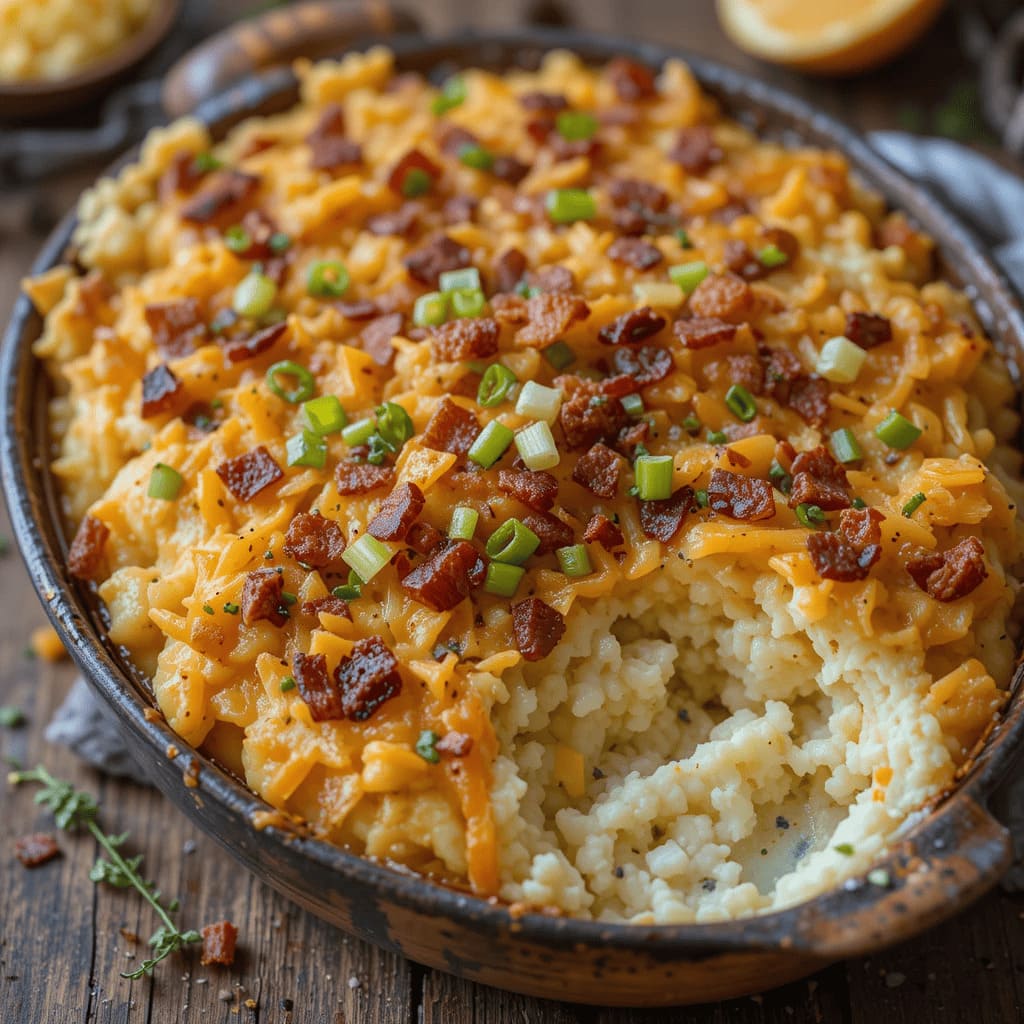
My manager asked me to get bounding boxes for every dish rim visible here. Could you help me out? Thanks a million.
[3,25,1024,957]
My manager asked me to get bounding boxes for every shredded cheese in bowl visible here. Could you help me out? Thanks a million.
[24,47,1024,923]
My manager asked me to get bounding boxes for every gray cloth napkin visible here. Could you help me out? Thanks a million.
[47,130,1024,880]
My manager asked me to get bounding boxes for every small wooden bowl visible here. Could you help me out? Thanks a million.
[0,0,182,121]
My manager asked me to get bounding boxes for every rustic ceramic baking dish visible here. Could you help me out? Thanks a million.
[3,26,1024,1008]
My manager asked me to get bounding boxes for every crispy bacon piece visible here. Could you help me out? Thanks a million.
[420,397,481,455]
[294,651,342,720]
[498,469,558,512]
[607,56,657,101]
[159,150,208,199]
[572,443,621,498]
[402,540,478,611]
[307,103,362,170]
[673,316,737,350]
[406,521,444,556]
[638,487,695,543]
[336,636,403,720]
[607,236,663,271]
[845,311,892,349]
[436,732,473,757]
[511,598,565,662]
[490,293,529,326]
[723,240,765,281]
[689,272,754,322]
[222,321,287,363]
[518,91,569,112]
[367,482,426,541]
[492,155,530,184]
[557,375,630,449]
[707,469,776,521]
[200,921,238,967]
[67,515,109,580]
[141,364,183,418]
[145,298,207,358]
[907,536,988,602]
[227,208,281,260]
[528,265,576,295]
[335,461,394,495]
[516,293,590,349]
[241,568,286,627]
[788,446,850,511]
[15,833,60,868]
[215,446,283,502]
[522,511,574,554]
[443,195,478,225]
[388,148,441,197]
[301,595,351,620]
[704,353,765,395]
[807,507,884,582]
[762,346,803,392]
[608,177,669,213]
[431,317,500,362]
[611,345,674,387]
[438,124,478,156]
[359,312,404,367]
[584,512,624,550]
[494,248,528,294]
[180,170,259,224]
[669,125,723,174]
[335,299,381,321]
[283,512,346,567]
[366,202,420,238]
[599,307,665,346]
[404,234,471,288]
[788,377,831,429]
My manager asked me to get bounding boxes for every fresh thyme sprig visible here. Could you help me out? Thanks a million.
[8,764,201,979]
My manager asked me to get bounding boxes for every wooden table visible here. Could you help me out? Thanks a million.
[2,3,1023,1021]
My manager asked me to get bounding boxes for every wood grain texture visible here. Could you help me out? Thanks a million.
[2,1,1024,1021]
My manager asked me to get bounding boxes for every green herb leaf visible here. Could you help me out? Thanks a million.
[0,706,26,728]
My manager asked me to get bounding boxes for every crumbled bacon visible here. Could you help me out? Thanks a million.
[241,568,286,627]
[404,235,471,288]
[293,651,342,720]
[607,236,663,271]
[200,921,238,967]
[498,469,558,512]
[492,155,530,184]
[15,833,60,868]
[494,248,528,294]
[141,364,184,418]
[516,293,590,348]
[787,377,831,428]
[688,272,754,322]
[723,239,766,281]
[707,469,776,521]
[518,91,569,112]
[557,375,630,448]
[845,311,892,349]
[406,521,444,556]
[907,536,988,602]
[335,298,381,320]
[387,148,441,197]
[615,418,650,457]
[366,203,420,237]
[598,307,665,346]
[572,443,621,498]
[367,482,426,542]
[788,446,850,511]
[704,353,764,395]
[607,56,657,101]
[215,447,283,502]
[420,397,481,455]
[584,512,624,550]
[359,312,404,367]
[401,540,478,612]
[67,515,109,580]
[528,265,576,295]
[443,195,478,225]
[180,170,259,224]
[145,298,207,358]
[522,511,574,554]
[301,595,351,620]
[550,135,601,163]
[307,103,362,170]
[222,321,288,363]
[490,293,529,325]
[611,345,674,387]
[159,150,208,199]
[438,124,478,156]
[608,177,668,213]
[283,512,346,567]
[673,316,737,350]
[431,317,500,361]
[224,209,279,260]
[335,461,394,495]
[761,346,803,391]
[807,506,884,582]
[511,598,565,662]
[335,636,403,720]
[669,125,723,174]
[436,732,473,757]
[639,486,695,542]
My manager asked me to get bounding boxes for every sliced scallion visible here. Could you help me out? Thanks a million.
[413,291,449,327]
[816,335,867,384]
[375,402,414,454]
[669,260,709,295]
[303,394,347,435]
[415,729,441,763]
[621,394,644,418]
[306,260,350,298]
[556,543,592,578]
[279,676,296,692]
[902,492,926,517]
[401,167,433,198]
[555,111,598,141]
[634,454,674,501]
[830,427,863,464]
[546,188,596,224]
[266,361,316,404]
[795,503,827,529]
[769,460,792,494]
[757,244,788,268]
[342,534,393,582]
[542,340,576,370]
[432,75,467,115]
[514,420,560,471]
[515,380,562,424]
[458,143,494,170]
[695,488,709,508]
[477,364,518,407]
[232,271,277,319]
[724,384,757,423]
[286,429,327,469]
[467,419,514,468]
[439,267,482,294]
[147,463,184,501]
[875,410,921,450]
[341,416,376,447]
[485,518,540,565]
[449,506,479,541]
[484,561,525,597]
[706,429,727,445]
[451,288,486,318]
[224,225,251,253]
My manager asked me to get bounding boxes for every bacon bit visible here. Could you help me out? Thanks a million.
[335,298,381,321]
[438,124,479,156]
[639,486,695,542]
[607,56,657,101]
[366,202,420,238]
[518,91,569,112]
[222,321,288,363]
[367,482,426,541]
[557,375,630,449]
[301,595,351,620]
[141,364,184,418]
[307,103,362,170]
[498,469,559,512]
[550,136,601,163]
[516,293,590,349]
[335,461,394,495]
[583,512,624,550]
[241,568,286,627]
[763,227,800,265]
[200,921,238,967]
[283,512,346,567]
[607,234,663,270]
[229,208,281,260]
[404,234,471,288]
[761,346,803,390]
[608,177,669,213]
[788,446,850,511]
[387,148,441,197]
[528,265,576,295]
[159,151,208,199]
[688,272,754,322]
[807,507,884,582]
[907,536,988,602]
[522,511,574,554]
[431,317,500,362]
[406,521,444,555]
[673,316,738,350]
[572,443,622,498]
[705,353,765,395]
[845,311,893,349]
[293,651,342,720]
[511,598,565,662]
[421,397,481,455]
[67,515,109,580]
[599,307,666,346]
[492,156,530,184]
[436,731,473,757]
[617,419,651,455]
[494,248,528,294]
[15,833,60,868]
[443,195,478,225]
[215,446,283,502]
[491,293,529,326]
[336,636,403,720]
[669,125,723,174]
[611,345,674,387]
[788,377,831,429]
[180,170,259,224]
[707,469,776,521]
[359,312,404,367]
[402,540,478,612]
[723,239,765,281]
[145,298,208,358]
[712,196,751,224]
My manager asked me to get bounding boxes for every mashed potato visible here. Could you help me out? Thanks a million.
[25,48,1024,923]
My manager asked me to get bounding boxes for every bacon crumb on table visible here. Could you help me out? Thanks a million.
[67,515,109,580]
[200,921,238,967]
[14,833,60,868]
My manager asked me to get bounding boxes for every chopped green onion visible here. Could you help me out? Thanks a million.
[341,416,376,447]
[193,151,221,173]
[485,518,541,565]
[621,394,644,418]
[432,75,467,115]
[834,843,855,856]
[415,729,441,763]
[682,414,701,434]
[458,143,493,170]
[515,380,562,424]
[266,361,316,404]
[449,506,479,541]
[695,488,709,508]
[542,340,576,370]
[634,454,674,501]
[147,463,184,500]
[669,260,709,294]
[413,291,449,327]
[555,111,598,140]
[724,384,757,423]
[342,534,393,582]
[769,460,792,494]
[283,592,298,606]
[451,288,487,318]
[633,281,684,309]
[902,492,927,517]
[303,394,347,435]
[401,167,432,198]
[440,267,482,293]
[223,602,240,615]
[795,503,827,529]
[477,364,518,407]
[375,402,414,453]
[279,676,296,693]
[556,544,592,578]
[852,497,867,510]
[268,232,291,254]
[867,868,891,887]
[202,603,214,615]
[515,420,560,471]
[757,243,788,268]
[306,260,350,298]
[875,410,921,450]
[286,429,327,469]
[830,427,863,464]
[468,420,514,468]
[332,571,362,601]
[816,335,867,384]
[224,225,251,253]
[675,228,693,249]
[232,271,277,319]
[706,430,727,445]
[484,562,525,597]
[546,188,596,224]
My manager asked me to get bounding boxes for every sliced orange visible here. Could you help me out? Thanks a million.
[715,0,944,75]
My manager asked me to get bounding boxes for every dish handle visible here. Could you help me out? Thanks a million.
[162,1,420,118]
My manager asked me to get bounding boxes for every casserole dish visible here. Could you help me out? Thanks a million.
[3,26,1023,1007]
